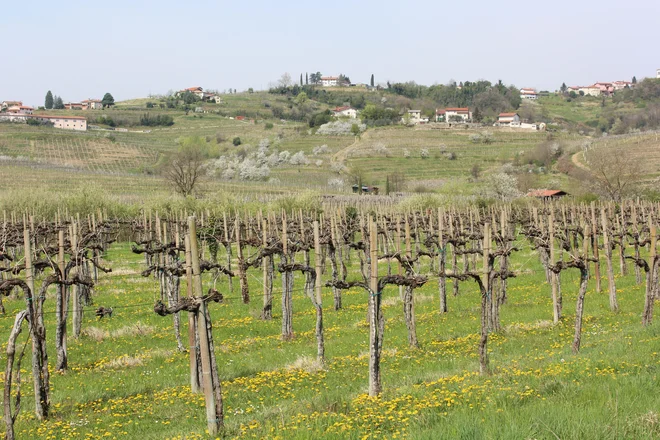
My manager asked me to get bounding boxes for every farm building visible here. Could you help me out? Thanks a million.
[82,99,103,109]
[7,105,33,114]
[177,86,218,101]
[402,110,427,125]
[527,189,568,200]
[497,112,520,126]
[321,76,339,87]
[333,106,358,118]
[444,108,472,123]
[1,100,23,111]
[520,88,538,99]
[0,113,87,131]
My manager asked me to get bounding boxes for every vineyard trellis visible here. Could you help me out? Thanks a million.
[1,198,660,437]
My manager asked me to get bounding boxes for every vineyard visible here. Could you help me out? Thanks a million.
[0,200,659,439]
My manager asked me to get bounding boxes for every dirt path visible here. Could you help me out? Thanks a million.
[571,151,589,171]
[332,131,369,163]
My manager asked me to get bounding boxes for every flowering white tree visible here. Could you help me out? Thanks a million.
[316,121,366,136]
[420,148,429,159]
[330,162,348,174]
[258,138,270,149]
[374,143,388,155]
[484,173,521,201]
[313,144,329,155]
[289,151,309,165]
[403,149,411,158]
[328,177,345,189]
[238,158,270,181]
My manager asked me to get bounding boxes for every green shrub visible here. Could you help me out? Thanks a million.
[233,137,242,146]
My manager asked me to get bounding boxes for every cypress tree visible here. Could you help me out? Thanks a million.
[306,73,308,85]
[45,90,54,109]
[300,74,303,86]
[370,74,374,87]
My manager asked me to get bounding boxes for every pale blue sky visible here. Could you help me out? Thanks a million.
[3,0,658,107]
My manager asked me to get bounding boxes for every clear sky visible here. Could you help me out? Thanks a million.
[3,0,659,107]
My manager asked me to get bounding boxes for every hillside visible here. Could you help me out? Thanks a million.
[0,89,623,204]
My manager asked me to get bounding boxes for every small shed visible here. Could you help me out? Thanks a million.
[352,185,379,195]
[527,189,568,200]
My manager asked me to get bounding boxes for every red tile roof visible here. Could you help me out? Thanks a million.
[527,189,567,197]
[334,106,353,112]
[445,107,469,112]
[499,112,518,117]
[35,115,87,120]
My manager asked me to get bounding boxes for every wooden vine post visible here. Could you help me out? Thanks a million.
[601,209,619,312]
[480,222,491,375]
[188,217,223,435]
[281,213,294,340]
[235,216,250,303]
[368,216,381,396]
[644,224,657,325]
[261,218,273,320]
[185,235,201,394]
[438,209,448,313]
[549,213,561,323]
[72,222,82,339]
[55,230,68,371]
[590,202,602,293]
[313,221,325,363]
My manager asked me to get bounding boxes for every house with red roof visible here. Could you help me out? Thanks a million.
[177,86,218,102]
[497,112,520,126]
[520,88,538,100]
[436,107,472,123]
[321,76,339,87]
[1,101,22,111]
[7,105,33,115]
[82,99,103,110]
[0,113,87,131]
[333,106,357,118]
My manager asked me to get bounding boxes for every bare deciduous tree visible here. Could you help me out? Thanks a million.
[164,138,208,197]
[583,145,640,201]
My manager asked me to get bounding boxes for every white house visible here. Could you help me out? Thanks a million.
[441,107,471,123]
[81,99,103,110]
[657,68,660,79]
[402,110,428,125]
[178,86,217,101]
[7,105,34,114]
[497,112,521,125]
[0,114,87,131]
[611,81,632,91]
[321,76,339,87]
[333,106,357,118]
[520,88,538,99]
[578,85,601,97]
[1,101,22,111]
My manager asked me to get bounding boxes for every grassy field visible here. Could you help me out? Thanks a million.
[1,240,659,439]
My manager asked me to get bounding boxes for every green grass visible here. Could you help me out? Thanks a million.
[1,241,659,439]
